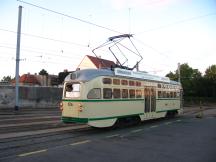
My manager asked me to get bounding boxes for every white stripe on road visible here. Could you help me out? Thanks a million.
[70,140,91,146]
[18,149,47,157]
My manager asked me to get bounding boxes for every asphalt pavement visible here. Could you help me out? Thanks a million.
[0,105,216,162]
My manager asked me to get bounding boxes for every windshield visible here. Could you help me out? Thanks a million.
[64,83,80,98]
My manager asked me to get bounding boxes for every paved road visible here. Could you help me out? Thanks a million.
[1,114,216,162]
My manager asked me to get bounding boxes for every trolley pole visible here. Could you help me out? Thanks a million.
[15,6,23,111]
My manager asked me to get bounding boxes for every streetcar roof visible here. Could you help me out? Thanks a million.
[64,68,180,85]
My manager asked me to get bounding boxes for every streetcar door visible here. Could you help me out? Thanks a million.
[144,88,151,114]
[144,87,156,118]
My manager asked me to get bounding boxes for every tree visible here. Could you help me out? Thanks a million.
[204,65,216,81]
[204,65,216,97]
[58,70,70,84]
[166,71,177,81]
[39,69,48,76]
[1,76,12,82]
[166,63,202,97]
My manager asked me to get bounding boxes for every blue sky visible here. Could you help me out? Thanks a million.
[0,0,216,80]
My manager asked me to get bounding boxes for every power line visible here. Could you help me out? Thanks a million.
[0,45,84,60]
[136,12,216,34]
[17,0,122,34]
[133,38,171,58]
[0,42,90,56]
[0,27,88,47]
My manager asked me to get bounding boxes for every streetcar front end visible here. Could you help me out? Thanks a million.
[61,81,87,124]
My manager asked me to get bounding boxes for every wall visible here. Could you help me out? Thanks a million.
[0,85,63,108]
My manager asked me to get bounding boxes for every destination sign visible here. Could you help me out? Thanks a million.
[114,68,170,83]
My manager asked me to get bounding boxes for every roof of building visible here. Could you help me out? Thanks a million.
[11,74,40,85]
[86,55,116,69]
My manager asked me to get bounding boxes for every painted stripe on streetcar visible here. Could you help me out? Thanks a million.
[70,140,91,146]
[62,98,179,102]
[18,149,47,157]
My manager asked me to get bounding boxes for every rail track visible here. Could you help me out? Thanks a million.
[0,108,94,159]
[0,106,215,160]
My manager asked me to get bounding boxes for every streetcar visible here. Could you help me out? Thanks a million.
[60,67,183,128]
[60,34,183,128]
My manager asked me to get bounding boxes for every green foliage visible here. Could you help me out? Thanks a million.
[204,65,216,97]
[205,65,216,81]
[39,69,48,76]
[166,71,177,81]
[166,63,216,101]
[1,76,12,82]
[58,71,70,84]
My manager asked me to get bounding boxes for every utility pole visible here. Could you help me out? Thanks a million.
[15,6,22,111]
[128,8,131,34]
[178,63,181,83]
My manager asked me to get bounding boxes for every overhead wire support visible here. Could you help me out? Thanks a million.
[17,0,122,34]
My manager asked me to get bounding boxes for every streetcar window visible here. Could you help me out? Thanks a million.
[103,78,112,84]
[167,92,170,98]
[65,83,80,98]
[136,81,141,87]
[129,81,135,86]
[122,89,128,98]
[103,88,112,99]
[121,80,128,85]
[113,89,121,98]
[163,91,166,98]
[87,88,101,99]
[136,90,142,98]
[158,91,162,98]
[170,92,174,98]
[174,92,177,98]
[113,79,120,85]
[129,89,135,98]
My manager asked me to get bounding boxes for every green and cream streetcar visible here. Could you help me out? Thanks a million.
[60,34,183,128]
[60,68,183,128]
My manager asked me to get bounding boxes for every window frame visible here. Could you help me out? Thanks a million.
[103,78,112,84]
[122,89,128,98]
[103,88,112,99]
[113,88,121,99]
[87,88,101,99]
[129,89,135,98]
[113,79,120,85]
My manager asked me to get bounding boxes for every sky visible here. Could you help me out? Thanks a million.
[0,0,216,80]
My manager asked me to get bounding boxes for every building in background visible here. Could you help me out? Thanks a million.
[77,55,115,70]
[11,73,58,86]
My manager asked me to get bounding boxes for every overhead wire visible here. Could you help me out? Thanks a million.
[136,12,216,34]
[17,0,123,34]
[0,45,84,62]
[0,27,88,47]
[4,1,215,76]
